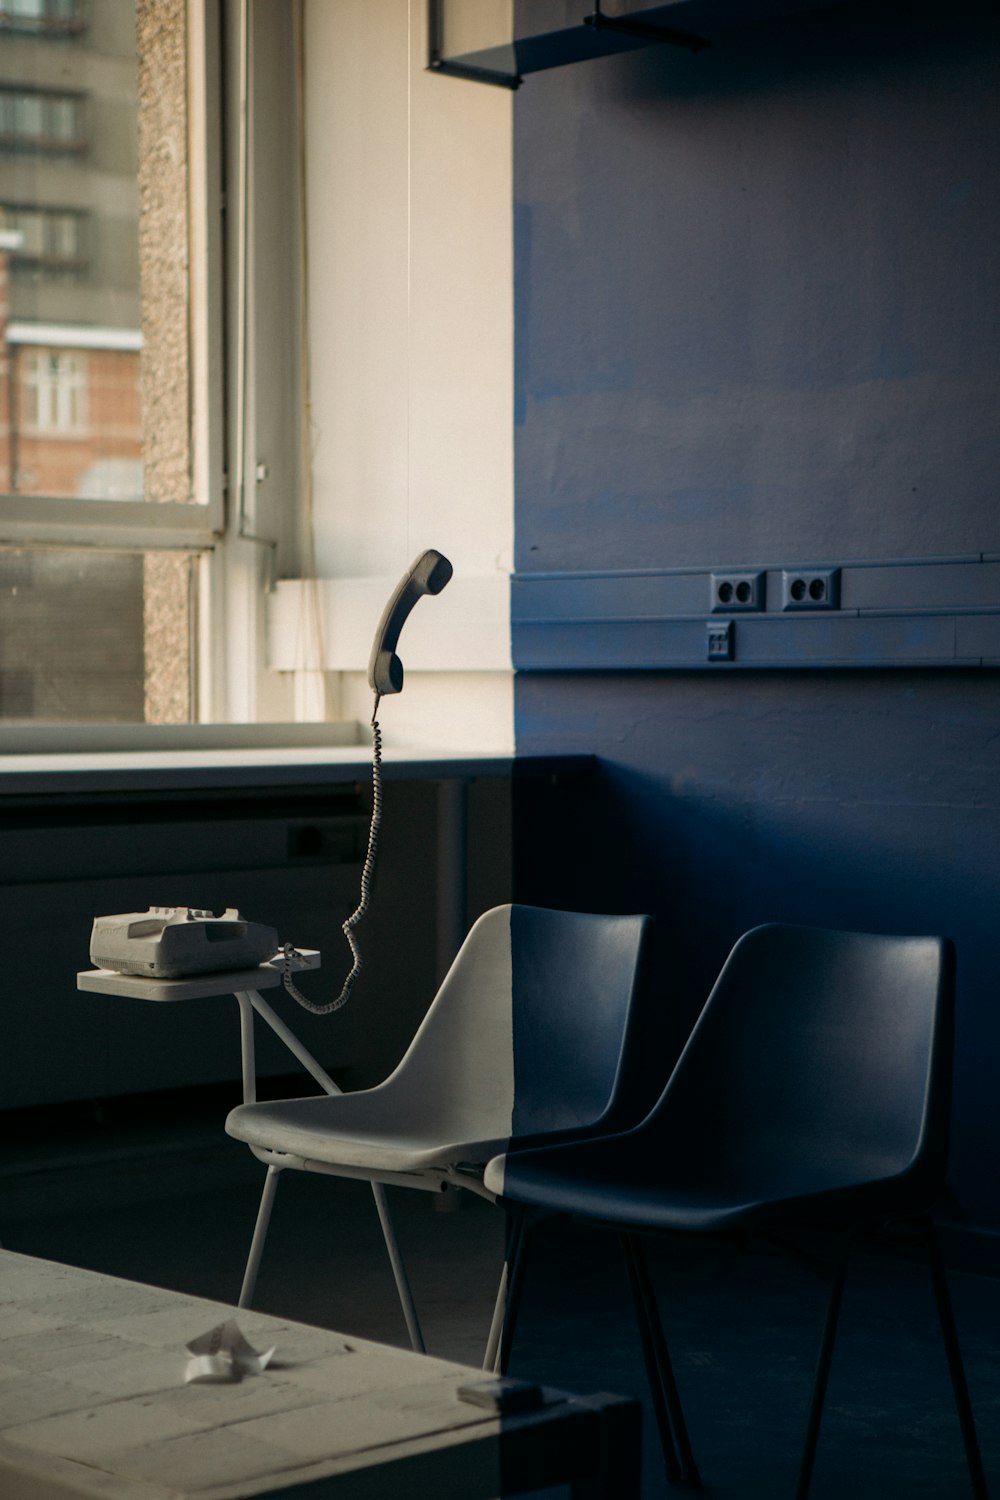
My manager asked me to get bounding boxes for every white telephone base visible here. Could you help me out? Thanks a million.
[90,906,280,981]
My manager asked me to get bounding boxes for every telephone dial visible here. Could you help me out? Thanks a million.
[90,551,453,1007]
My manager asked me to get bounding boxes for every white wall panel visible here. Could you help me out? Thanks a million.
[300,0,513,748]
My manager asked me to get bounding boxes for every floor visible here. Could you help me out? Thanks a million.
[2,1087,998,1500]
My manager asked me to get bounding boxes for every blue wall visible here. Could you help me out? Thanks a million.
[512,1,1000,1228]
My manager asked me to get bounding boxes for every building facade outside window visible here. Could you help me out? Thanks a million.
[0,0,223,727]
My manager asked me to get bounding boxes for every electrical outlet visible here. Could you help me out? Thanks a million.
[780,568,841,611]
[710,571,765,613]
[707,621,734,661]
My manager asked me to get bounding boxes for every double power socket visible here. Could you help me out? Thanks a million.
[709,568,841,614]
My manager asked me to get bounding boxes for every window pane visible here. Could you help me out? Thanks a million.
[13,92,44,137]
[0,548,192,723]
[49,97,77,140]
[49,211,79,256]
[0,0,192,504]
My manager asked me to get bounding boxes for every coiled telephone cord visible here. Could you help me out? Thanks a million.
[280,696,383,1014]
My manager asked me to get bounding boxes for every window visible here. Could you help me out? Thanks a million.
[1,204,88,275]
[0,87,84,153]
[0,0,84,34]
[0,2,320,732]
[22,350,87,435]
[0,0,224,727]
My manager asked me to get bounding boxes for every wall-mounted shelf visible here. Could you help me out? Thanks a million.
[427,1,707,90]
[513,556,1000,670]
[427,0,842,89]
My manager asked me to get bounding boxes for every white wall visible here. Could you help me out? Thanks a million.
[288,0,514,750]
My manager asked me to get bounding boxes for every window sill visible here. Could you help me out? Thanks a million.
[0,724,519,798]
[0,722,363,757]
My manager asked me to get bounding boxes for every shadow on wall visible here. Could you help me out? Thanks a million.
[610,0,993,106]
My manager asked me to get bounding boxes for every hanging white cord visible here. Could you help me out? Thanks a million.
[280,696,383,1014]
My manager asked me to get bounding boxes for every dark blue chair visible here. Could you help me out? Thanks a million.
[484,923,987,1498]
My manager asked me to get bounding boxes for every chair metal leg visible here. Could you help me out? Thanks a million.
[483,1211,517,1372]
[484,1206,528,1373]
[238,1164,282,1308]
[496,1208,533,1375]
[236,1169,424,1352]
[927,1225,989,1500]
[370,1181,426,1354]
[795,1233,851,1500]
[483,1259,509,1373]
[797,1226,990,1500]
[621,1232,700,1489]
[239,991,426,1354]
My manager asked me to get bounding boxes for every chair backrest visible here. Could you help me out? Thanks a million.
[648,923,955,1205]
[380,904,650,1149]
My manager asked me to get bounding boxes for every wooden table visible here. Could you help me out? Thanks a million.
[0,1252,640,1499]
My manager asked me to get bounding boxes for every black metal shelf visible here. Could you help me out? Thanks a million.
[427,0,840,88]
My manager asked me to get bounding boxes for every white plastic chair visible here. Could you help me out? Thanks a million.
[226,903,650,1353]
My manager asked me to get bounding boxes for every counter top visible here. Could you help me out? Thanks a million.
[0,746,521,797]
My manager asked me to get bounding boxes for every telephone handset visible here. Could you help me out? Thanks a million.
[280,550,453,1015]
[368,549,453,697]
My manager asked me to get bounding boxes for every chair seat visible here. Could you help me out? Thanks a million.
[227,1092,512,1175]
[486,1132,922,1234]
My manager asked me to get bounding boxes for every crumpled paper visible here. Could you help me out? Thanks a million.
[184,1319,276,1384]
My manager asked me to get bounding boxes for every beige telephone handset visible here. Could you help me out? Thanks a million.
[368,548,453,697]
